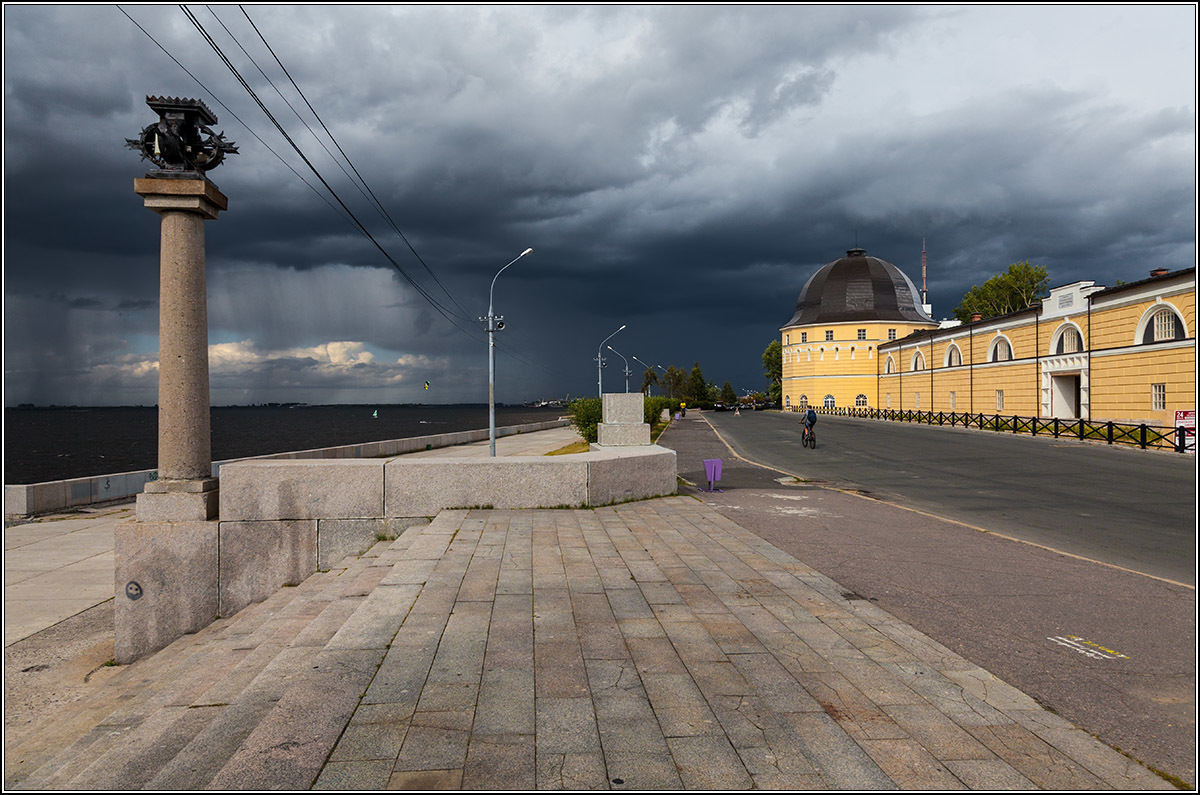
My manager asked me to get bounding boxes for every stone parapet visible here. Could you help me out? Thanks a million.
[219,460,385,521]
[384,458,590,516]
[5,419,571,520]
[218,520,317,616]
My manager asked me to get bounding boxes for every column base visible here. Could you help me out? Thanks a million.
[114,518,219,664]
[137,478,219,522]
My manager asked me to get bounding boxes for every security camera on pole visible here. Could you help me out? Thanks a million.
[483,248,532,457]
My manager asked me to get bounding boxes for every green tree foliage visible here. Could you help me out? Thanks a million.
[954,261,1050,323]
[762,340,782,404]
[687,362,707,404]
[567,396,603,443]
[720,381,737,404]
[661,366,687,399]
[639,367,658,395]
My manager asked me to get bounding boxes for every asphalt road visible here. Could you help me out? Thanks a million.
[705,410,1197,586]
[658,411,1196,786]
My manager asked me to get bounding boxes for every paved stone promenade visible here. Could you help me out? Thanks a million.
[4,494,1168,789]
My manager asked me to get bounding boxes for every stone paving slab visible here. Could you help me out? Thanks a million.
[5,496,1174,790]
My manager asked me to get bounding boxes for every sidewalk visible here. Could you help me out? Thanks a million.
[2,425,584,647]
[3,422,1172,789]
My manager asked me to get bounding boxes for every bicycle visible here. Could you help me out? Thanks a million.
[802,425,817,449]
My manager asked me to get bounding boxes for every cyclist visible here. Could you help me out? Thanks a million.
[801,406,817,444]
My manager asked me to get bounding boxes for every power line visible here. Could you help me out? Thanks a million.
[238,4,473,323]
[120,5,566,382]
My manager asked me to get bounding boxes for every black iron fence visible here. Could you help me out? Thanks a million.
[787,406,1195,453]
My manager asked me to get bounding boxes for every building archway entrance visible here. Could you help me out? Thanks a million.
[1051,373,1082,419]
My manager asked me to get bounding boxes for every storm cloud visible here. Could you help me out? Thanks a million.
[3,5,1195,405]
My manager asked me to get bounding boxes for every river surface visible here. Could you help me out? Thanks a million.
[3,404,567,484]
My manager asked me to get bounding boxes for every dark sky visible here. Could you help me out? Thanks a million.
[3,5,1195,406]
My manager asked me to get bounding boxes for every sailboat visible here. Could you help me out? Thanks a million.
[372,409,378,419]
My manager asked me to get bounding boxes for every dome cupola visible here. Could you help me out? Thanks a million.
[783,248,933,327]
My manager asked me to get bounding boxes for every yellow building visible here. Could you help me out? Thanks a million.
[781,253,1194,427]
[780,248,938,411]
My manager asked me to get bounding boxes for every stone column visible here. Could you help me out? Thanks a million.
[115,177,226,663]
[133,177,227,522]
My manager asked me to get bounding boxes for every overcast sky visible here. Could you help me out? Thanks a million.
[3,4,1195,406]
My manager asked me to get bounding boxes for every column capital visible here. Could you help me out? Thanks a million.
[134,177,228,220]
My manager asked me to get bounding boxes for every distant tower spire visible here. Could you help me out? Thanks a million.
[920,238,934,318]
[921,238,928,305]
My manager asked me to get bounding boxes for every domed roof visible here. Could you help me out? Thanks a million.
[783,248,934,327]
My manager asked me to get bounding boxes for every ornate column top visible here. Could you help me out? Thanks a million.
[126,96,238,179]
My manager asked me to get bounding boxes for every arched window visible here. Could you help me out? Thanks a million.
[819,348,825,361]
[1055,326,1083,354]
[784,395,790,408]
[945,344,962,367]
[1143,307,1186,344]
[823,394,836,409]
[855,394,868,408]
[850,347,855,360]
[885,356,895,374]
[990,337,1013,362]
[911,351,925,371]
[798,395,808,409]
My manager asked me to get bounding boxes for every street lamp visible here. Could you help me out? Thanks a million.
[483,247,533,457]
[596,324,626,397]
[607,346,632,392]
[630,355,656,394]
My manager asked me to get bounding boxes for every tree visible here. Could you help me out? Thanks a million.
[662,366,687,400]
[687,362,707,403]
[954,261,1050,323]
[639,367,658,395]
[720,381,737,404]
[762,340,782,404]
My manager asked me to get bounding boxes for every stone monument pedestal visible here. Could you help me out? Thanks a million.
[593,393,651,447]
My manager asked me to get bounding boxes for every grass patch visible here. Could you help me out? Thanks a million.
[546,440,591,456]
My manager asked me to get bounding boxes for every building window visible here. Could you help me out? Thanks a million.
[819,348,825,361]
[834,347,839,361]
[824,394,836,409]
[949,391,956,410]
[799,395,808,409]
[850,347,856,360]
[947,344,962,367]
[857,329,867,341]
[1151,309,1179,342]
[825,330,834,342]
[991,338,1012,362]
[885,356,895,374]
[855,394,868,408]
[785,395,791,408]
[996,390,1004,411]
[912,351,925,371]
[801,332,807,343]
[1153,383,1166,411]
[1057,327,1082,354]
[785,334,790,345]
[888,329,897,340]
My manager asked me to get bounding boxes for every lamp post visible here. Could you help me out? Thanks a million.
[607,346,632,392]
[484,247,532,457]
[631,355,656,394]
[596,325,626,397]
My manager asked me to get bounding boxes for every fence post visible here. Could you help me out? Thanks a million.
[1107,421,1114,445]
[1054,418,1059,438]
[1031,416,1036,436]
[1139,424,1147,449]
[1178,426,1187,453]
